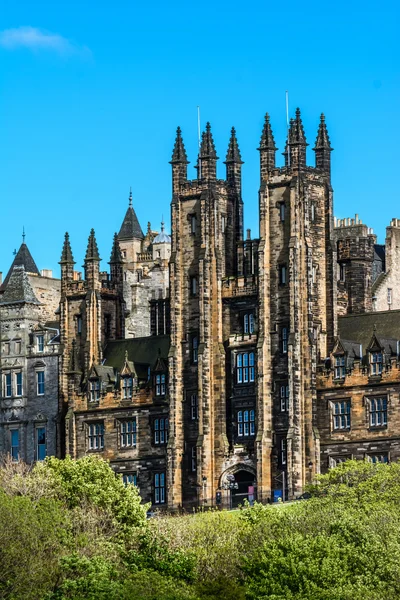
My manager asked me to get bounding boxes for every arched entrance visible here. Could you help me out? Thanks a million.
[231,470,256,508]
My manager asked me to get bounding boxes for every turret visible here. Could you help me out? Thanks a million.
[288,108,308,170]
[313,113,333,174]
[170,127,189,195]
[258,113,277,180]
[109,232,123,285]
[225,126,243,192]
[198,122,218,180]
[59,232,75,289]
[84,229,101,288]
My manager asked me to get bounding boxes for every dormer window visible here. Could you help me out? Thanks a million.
[89,379,101,402]
[122,376,133,399]
[334,356,346,380]
[370,352,383,376]
[155,374,166,396]
[37,335,44,353]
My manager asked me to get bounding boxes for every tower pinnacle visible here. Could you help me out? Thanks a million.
[288,108,308,169]
[313,114,333,174]
[225,127,243,164]
[85,229,101,262]
[170,126,189,164]
[198,122,218,180]
[258,113,277,177]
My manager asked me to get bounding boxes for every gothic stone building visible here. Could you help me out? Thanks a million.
[60,110,400,509]
[5,109,400,510]
[0,248,61,462]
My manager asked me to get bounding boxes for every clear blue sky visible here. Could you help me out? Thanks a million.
[0,0,399,278]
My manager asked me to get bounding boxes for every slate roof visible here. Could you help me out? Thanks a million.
[1,243,40,290]
[118,204,144,241]
[104,335,170,376]
[0,265,40,305]
[338,310,400,356]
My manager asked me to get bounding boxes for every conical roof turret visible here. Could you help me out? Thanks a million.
[118,190,144,241]
[85,229,101,262]
[59,232,75,265]
[170,126,189,164]
[1,240,40,290]
[225,127,243,164]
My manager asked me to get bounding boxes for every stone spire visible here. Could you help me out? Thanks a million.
[225,127,243,193]
[109,232,123,264]
[288,108,308,169]
[313,113,333,174]
[84,229,101,287]
[258,113,277,178]
[85,229,101,262]
[109,232,123,284]
[170,126,189,164]
[118,191,144,240]
[225,127,243,164]
[59,232,75,286]
[198,122,218,180]
[170,127,189,194]
[60,232,75,265]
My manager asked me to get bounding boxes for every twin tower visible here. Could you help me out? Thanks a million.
[167,109,335,507]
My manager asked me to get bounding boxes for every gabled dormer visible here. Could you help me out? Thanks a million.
[153,354,168,398]
[120,351,136,400]
[330,337,362,381]
[366,332,385,377]
[87,363,115,402]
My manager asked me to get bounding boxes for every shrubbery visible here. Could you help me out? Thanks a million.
[2,457,400,599]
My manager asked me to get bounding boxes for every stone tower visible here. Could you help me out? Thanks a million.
[258,110,336,498]
[59,230,125,456]
[168,124,243,508]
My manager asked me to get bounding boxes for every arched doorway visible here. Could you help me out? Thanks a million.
[231,470,256,508]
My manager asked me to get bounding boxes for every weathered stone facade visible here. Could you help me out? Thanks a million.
[5,108,400,511]
[0,263,60,463]
[118,191,170,339]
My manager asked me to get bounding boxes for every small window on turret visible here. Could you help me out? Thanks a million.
[77,316,82,335]
[221,215,226,233]
[311,204,316,222]
[279,203,285,222]
[190,215,197,234]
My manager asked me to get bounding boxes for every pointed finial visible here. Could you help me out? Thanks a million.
[258,113,278,151]
[170,126,189,164]
[109,232,123,264]
[289,109,308,145]
[60,232,75,265]
[147,221,151,234]
[22,226,26,243]
[85,229,101,262]
[125,350,129,362]
[313,113,333,150]
[225,126,244,164]
[129,187,133,207]
[373,323,377,332]
[199,122,218,159]
[161,217,165,232]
